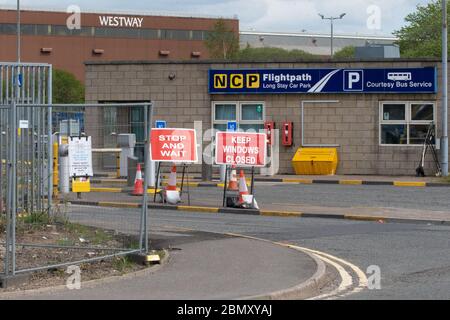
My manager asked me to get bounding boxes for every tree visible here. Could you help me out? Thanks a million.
[394,0,446,58]
[52,69,85,103]
[333,46,355,59]
[235,45,315,61]
[205,20,240,60]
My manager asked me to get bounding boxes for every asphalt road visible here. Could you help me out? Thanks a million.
[147,209,450,300]
[65,203,450,300]
[189,183,450,212]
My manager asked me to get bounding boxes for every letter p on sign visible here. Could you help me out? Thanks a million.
[344,70,363,91]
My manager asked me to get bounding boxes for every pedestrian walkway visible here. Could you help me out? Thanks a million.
[0,228,318,300]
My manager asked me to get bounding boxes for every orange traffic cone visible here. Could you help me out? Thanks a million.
[238,170,249,204]
[166,165,178,191]
[164,165,181,205]
[227,165,239,191]
[132,163,144,196]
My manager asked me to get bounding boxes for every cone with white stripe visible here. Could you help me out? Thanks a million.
[164,165,181,204]
[227,165,239,191]
[132,163,144,196]
[238,170,259,209]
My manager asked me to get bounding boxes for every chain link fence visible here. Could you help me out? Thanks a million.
[1,62,152,278]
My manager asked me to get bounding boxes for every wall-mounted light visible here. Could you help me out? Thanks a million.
[191,51,201,58]
[40,48,52,54]
[168,73,176,80]
[159,50,170,56]
[93,49,104,55]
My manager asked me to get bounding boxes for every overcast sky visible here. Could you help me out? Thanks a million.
[0,0,430,36]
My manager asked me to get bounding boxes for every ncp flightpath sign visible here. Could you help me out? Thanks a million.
[150,128,197,163]
[208,67,437,94]
[215,132,267,167]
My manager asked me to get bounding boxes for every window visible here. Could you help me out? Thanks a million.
[212,102,265,133]
[192,30,204,41]
[380,102,435,146]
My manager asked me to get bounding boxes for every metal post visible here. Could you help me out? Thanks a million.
[330,18,334,57]
[141,103,152,253]
[17,0,21,63]
[442,0,449,176]
[47,66,53,213]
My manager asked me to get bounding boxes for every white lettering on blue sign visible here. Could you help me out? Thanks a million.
[155,120,166,129]
[227,122,237,132]
[344,70,363,91]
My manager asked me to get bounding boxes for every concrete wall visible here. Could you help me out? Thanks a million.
[85,59,444,176]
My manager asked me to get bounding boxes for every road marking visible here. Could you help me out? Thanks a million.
[223,232,367,299]
[393,181,426,187]
[288,245,368,299]
[339,180,363,185]
[177,206,219,213]
[282,179,313,184]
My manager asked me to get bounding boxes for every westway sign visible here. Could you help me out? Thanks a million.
[208,67,437,94]
[99,16,144,28]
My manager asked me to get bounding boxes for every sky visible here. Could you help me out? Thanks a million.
[0,0,431,36]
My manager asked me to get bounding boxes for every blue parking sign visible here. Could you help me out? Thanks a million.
[343,70,363,91]
[155,120,166,129]
[227,122,237,132]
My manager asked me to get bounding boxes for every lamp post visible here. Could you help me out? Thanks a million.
[442,0,448,176]
[17,0,21,62]
[318,13,346,57]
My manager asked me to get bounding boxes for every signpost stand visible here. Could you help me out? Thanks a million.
[215,132,266,209]
[180,164,191,206]
[150,128,197,205]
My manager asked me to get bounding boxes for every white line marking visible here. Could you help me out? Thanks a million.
[284,244,368,299]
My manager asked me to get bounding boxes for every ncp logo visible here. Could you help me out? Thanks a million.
[344,70,364,92]
[213,73,260,89]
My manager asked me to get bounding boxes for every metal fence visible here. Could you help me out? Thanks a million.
[1,62,153,278]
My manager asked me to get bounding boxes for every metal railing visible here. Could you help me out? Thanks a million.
[1,64,153,277]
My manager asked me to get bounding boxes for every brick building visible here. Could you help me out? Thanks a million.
[84,59,443,176]
[0,8,238,81]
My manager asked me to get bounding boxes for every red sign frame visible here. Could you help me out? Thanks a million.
[215,132,267,167]
[150,128,198,163]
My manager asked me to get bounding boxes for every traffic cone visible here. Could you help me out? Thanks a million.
[227,165,239,191]
[238,170,249,204]
[238,170,259,209]
[164,165,181,205]
[132,163,144,196]
[166,165,178,191]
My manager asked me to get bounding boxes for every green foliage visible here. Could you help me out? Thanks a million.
[113,256,134,273]
[393,0,446,58]
[52,69,85,104]
[333,46,355,59]
[205,20,240,60]
[235,46,316,61]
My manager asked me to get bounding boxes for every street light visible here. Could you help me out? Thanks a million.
[441,0,448,176]
[318,12,346,57]
[17,0,21,62]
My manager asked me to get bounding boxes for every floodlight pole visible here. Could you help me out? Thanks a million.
[17,0,21,63]
[319,13,346,57]
[442,0,448,176]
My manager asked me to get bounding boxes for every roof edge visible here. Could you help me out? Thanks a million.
[85,58,441,66]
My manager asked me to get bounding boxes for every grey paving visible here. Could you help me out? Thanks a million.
[3,227,317,300]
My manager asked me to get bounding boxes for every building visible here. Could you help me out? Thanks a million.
[0,8,239,81]
[83,58,443,177]
[240,31,397,56]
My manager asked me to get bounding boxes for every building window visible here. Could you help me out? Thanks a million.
[379,102,435,146]
[212,102,265,133]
